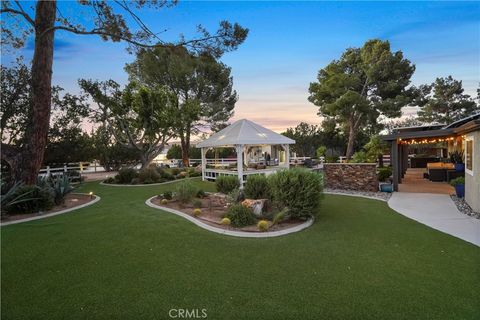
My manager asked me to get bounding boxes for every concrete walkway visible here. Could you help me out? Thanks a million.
[388,192,480,247]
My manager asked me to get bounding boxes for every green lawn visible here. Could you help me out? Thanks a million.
[2,179,479,320]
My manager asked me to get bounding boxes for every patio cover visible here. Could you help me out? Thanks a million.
[196,119,295,148]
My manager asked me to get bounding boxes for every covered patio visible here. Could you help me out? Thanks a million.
[196,119,295,184]
[381,114,479,197]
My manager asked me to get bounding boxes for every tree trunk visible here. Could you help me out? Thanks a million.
[180,135,190,167]
[139,153,149,169]
[345,118,356,160]
[17,0,56,184]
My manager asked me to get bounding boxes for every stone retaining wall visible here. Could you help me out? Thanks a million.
[324,163,378,192]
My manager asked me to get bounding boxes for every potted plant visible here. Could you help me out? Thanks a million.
[450,176,465,198]
[378,167,393,192]
[449,150,465,172]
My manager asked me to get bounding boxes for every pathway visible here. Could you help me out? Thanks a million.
[388,192,480,247]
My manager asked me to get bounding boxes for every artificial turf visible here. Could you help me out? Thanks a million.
[2,179,479,319]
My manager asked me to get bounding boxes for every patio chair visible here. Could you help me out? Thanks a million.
[428,169,446,182]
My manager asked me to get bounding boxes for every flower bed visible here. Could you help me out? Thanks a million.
[1,193,98,224]
[150,193,307,233]
[150,168,323,233]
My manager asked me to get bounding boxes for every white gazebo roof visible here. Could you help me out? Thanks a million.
[196,119,295,148]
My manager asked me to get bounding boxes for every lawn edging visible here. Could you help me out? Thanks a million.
[145,196,314,238]
[1,194,101,227]
[323,191,388,202]
[99,177,199,187]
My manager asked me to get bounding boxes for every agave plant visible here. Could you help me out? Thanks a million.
[449,150,464,164]
[0,180,39,214]
[50,175,75,205]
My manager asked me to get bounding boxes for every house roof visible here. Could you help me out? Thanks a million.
[196,119,295,148]
[381,114,480,141]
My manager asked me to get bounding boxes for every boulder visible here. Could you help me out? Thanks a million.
[241,199,268,217]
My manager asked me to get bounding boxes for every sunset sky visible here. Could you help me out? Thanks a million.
[4,1,479,132]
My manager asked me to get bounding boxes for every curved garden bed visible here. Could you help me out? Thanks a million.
[146,195,313,238]
[1,193,101,226]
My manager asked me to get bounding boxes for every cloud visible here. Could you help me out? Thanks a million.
[25,38,76,52]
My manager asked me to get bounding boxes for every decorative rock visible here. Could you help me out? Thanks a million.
[210,193,227,207]
[241,199,267,217]
[450,195,480,219]
[324,188,392,201]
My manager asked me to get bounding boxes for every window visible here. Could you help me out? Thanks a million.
[465,138,473,174]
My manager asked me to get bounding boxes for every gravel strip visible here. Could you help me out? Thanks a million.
[450,195,480,219]
[324,188,392,201]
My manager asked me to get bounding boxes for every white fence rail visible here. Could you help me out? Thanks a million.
[39,162,105,176]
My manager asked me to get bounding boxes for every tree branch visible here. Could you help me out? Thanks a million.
[0,7,35,27]
[43,25,234,51]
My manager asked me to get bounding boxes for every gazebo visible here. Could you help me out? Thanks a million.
[196,119,295,185]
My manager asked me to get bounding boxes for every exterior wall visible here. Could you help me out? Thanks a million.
[465,131,480,212]
[324,163,378,192]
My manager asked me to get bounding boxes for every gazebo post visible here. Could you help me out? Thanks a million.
[236,144,244,188]
[282,144,290,168]
[201,147,206,181]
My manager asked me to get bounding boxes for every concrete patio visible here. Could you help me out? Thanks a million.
[388,192,480,247]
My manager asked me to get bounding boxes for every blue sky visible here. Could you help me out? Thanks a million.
[4,1,480,132]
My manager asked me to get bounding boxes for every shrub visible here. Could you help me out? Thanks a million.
[244,175,270,199]
[187,168,201,177]
[138,167,161,184]
[162,171,175,181]
[131,178,140,185]
[160,198,168,205]
[268,168,323,220]
[171,168,181,175]
[196,189,206,198]
[272,208,288,226]
[224,204,256,227]
[163,191,173,200]
[116,168,138,184]
[226,188,245,204]
[325,156,338,163]
[221,217,231,225]
[450,176,465,186]
[257,220,269,232]
[350,151,369,163]
[174,180,198,204]
[316,146,327,158]
[193,208,202,216]
[104,177,115,184]
[6,185,54,214]
[192,199,202,208]
[215,176,240,194]
[377,167,392,182]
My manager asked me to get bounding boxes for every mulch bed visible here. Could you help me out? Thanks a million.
[151,193,306,232]
[1,193,95,222]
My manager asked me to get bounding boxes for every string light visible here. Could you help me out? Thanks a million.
[399,136,457,145]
